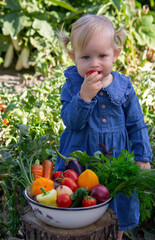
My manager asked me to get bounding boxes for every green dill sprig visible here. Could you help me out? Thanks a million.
[69,149,155,221]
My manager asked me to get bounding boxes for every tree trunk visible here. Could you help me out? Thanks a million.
[21,208,118,240]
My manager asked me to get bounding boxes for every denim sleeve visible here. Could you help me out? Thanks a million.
[123,87,152,162]
[60,83,97,131]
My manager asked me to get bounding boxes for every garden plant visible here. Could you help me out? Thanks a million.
[0,0,155,239]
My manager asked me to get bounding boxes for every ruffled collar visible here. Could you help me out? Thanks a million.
[64,65,83,84]
[104,71,132,105]
[64,65,132,106]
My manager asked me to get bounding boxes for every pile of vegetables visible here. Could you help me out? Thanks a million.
[25,147,155,219]
[30,162,110,208]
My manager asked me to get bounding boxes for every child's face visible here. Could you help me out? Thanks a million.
[69,29,121,80]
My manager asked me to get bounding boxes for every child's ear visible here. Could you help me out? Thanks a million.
[67,50,76,64]
[113,47,121,63]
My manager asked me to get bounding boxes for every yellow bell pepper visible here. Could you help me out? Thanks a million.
[78,169,99,190]
[36,187,58,207]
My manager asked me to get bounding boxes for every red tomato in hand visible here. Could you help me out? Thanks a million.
[86,70,99,77]
[61,177,78,192]
[63,169,79,182]
[82,196,97,207]
[56,193,72,208]
[52,171,63,180]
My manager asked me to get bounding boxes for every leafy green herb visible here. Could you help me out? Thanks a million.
[69,149,155,221]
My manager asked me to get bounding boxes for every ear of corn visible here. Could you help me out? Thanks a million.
[3,44,14,68]
[21,47,30,69]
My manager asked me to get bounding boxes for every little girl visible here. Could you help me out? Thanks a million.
[55,14,152,240]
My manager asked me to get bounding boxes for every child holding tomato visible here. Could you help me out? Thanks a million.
[55,14,152,240]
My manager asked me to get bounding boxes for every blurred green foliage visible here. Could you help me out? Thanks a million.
[0,0,154,239]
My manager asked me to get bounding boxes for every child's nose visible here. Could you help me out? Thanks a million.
[90,58,99,68]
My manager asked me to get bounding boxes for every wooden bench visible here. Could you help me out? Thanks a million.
[21,208,118,240]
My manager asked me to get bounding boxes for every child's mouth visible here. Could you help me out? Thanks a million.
[87,70,101,76]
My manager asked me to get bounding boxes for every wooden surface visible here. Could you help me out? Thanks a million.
[21,208,118,240]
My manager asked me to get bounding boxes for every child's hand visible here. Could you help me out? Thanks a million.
[79,71,103,102]
[136,161,151,170]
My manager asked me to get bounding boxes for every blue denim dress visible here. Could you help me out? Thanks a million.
[55,66,152,231]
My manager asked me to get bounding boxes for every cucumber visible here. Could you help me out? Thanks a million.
[70,188,89,208]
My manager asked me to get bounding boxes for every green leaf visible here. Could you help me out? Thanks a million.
[69,150,85,159]
[18,124,30,136]
[141,15,154,26]
[1,177,13,196]
[134,25,155,49]
[2,103,17,119]
[1,151,12,160]
[25,2,42,13]
[0,34,10,52]
[141,25,155,38]
[2,12,30,37]
[134,15,155,49]
[32,19,54,39]
[141,26,155,49]
[47,0,77,12]
[112,0,121,10]
[30,36,44,50]
[96,3,112,15]
[6,0,22,11]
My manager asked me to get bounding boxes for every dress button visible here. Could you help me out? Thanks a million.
[100,92,104,96]
[102,118,106,123]
[101,105,106,109]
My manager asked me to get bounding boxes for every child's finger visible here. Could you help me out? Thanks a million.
[85,72,97,80]
[85,72,102,82]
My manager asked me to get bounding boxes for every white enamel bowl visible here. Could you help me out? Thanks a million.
[24,189,112,229]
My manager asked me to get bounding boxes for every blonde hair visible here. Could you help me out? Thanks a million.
[57,14,126,51]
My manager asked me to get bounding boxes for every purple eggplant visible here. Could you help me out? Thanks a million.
[55,148,84,175]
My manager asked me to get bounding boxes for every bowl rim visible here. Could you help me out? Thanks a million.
[24,189,112,211]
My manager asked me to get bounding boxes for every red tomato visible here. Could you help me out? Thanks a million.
[86,70,99,77]
[56,193,72,208]
[0,103,6,108]
[61,177,78,192]
[3,118,10,125]
[51,171,63,180]
[63,169,79,182]
[82,196,97,207]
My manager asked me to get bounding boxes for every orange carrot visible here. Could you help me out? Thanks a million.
[42,160,53,179]
[31,160,43,180]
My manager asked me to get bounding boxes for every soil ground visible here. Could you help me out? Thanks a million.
[0,66,43,94]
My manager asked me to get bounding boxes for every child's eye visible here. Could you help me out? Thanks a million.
[99,54,106,58]
[82,56,89,60]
